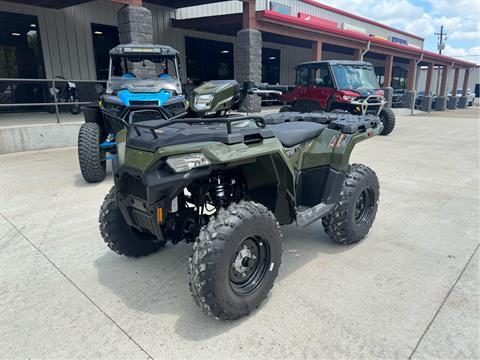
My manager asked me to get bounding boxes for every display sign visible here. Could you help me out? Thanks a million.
[389,36,408,46]
[369,34,388,41]
[269,2,292,15]
[342,23,367,35]
[297,12,337,27]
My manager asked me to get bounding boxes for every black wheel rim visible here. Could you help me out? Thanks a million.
[355,188,375,225]
[229,236,270,295]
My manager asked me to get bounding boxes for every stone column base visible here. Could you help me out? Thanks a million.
[382,87,393,108]
[421,96,433,112]
[457,96,468,109]
[402,90,415,109]
[434,96,447,111]
[447,96,458,110]
[118,5,153,44]
[235,29,262,113]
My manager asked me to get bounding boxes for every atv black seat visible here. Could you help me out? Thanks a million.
[268,122,326,147]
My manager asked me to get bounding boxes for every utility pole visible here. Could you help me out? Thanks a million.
[434,25,447,95]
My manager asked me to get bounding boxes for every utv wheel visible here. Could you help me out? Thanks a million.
[99,188,165,257]
[379,108,396,135]
[78,122,106,183]
[279,105,292,112]
[322,164,379,245]
[189,201,282,320]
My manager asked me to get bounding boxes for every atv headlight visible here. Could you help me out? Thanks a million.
[166,153,211,173]
[194,94,214,111]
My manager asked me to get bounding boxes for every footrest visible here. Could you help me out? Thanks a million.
[296,203,335,227]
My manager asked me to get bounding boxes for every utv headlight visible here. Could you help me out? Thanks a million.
[166,153,211,173]
[194,94,214,111]
[103,101,124,116]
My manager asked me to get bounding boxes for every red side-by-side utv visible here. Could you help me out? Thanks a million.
[279,60,395,135]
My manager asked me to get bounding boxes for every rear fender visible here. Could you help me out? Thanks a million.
[330,125,383,170]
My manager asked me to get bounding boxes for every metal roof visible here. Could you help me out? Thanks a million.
[0,0,224,9]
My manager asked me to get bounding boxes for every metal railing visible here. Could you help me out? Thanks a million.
[0,78,106,123]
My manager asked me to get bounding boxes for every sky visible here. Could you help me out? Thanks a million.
[316,0,480,64]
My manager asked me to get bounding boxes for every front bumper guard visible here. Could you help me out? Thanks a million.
[350,95,386,115]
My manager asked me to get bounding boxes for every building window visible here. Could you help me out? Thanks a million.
[374,66,384,87]
[392,66,407,92]
[262,48,280,84]
[91,23,119,80]
[185,37,234,85]
[0,11,45,79]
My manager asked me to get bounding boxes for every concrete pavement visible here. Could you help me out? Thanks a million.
[0,109,479,359]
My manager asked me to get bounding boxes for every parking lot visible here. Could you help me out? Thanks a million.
[1,108,479,359]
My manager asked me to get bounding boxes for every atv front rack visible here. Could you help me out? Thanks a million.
[110,111,267,139]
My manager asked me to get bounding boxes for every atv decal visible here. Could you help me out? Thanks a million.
[336,134,349,148]
[328,135,339,148]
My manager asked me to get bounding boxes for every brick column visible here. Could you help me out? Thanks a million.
[435,66,448,111]
[458,68,470,108]
[402,59,416,109]
[382,55,394,108]
[421,63,434,112]
[236,0,262,112]
[447,67,460,109]
[312,41,322,61]
[117,5,155,77]
[118,5,153,44]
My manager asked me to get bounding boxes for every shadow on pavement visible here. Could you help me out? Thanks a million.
[72,170,113,188]
[94,221,355,341]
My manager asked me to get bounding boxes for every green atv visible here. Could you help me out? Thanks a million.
[99,107,382,320]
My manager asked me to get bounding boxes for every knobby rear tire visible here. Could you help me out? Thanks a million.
[78,122,106,183]
[322,164,380,245]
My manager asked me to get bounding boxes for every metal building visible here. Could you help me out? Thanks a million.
[0,0,477,114]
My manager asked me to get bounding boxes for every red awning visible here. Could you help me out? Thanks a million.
[260,10,476,68]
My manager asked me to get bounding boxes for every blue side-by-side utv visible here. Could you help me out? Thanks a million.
[78,43,189,183]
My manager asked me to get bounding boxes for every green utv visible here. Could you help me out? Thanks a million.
[99,107,382,320]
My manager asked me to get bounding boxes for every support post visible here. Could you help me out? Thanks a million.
[236,0,261,113]
[435,65,448,111]
[421,63,434,112]
[447,67,460,109]
[382,55,393,108]
[402,59,416,109]
[353,48,362,61]
[242,0,256,29]
[117,4,155,77]
[312,40,322,61]
[458,68,470,108]
[118,4,152,44]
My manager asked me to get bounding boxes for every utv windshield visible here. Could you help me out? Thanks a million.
[331,65,380,91]
[107,54,181,93]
